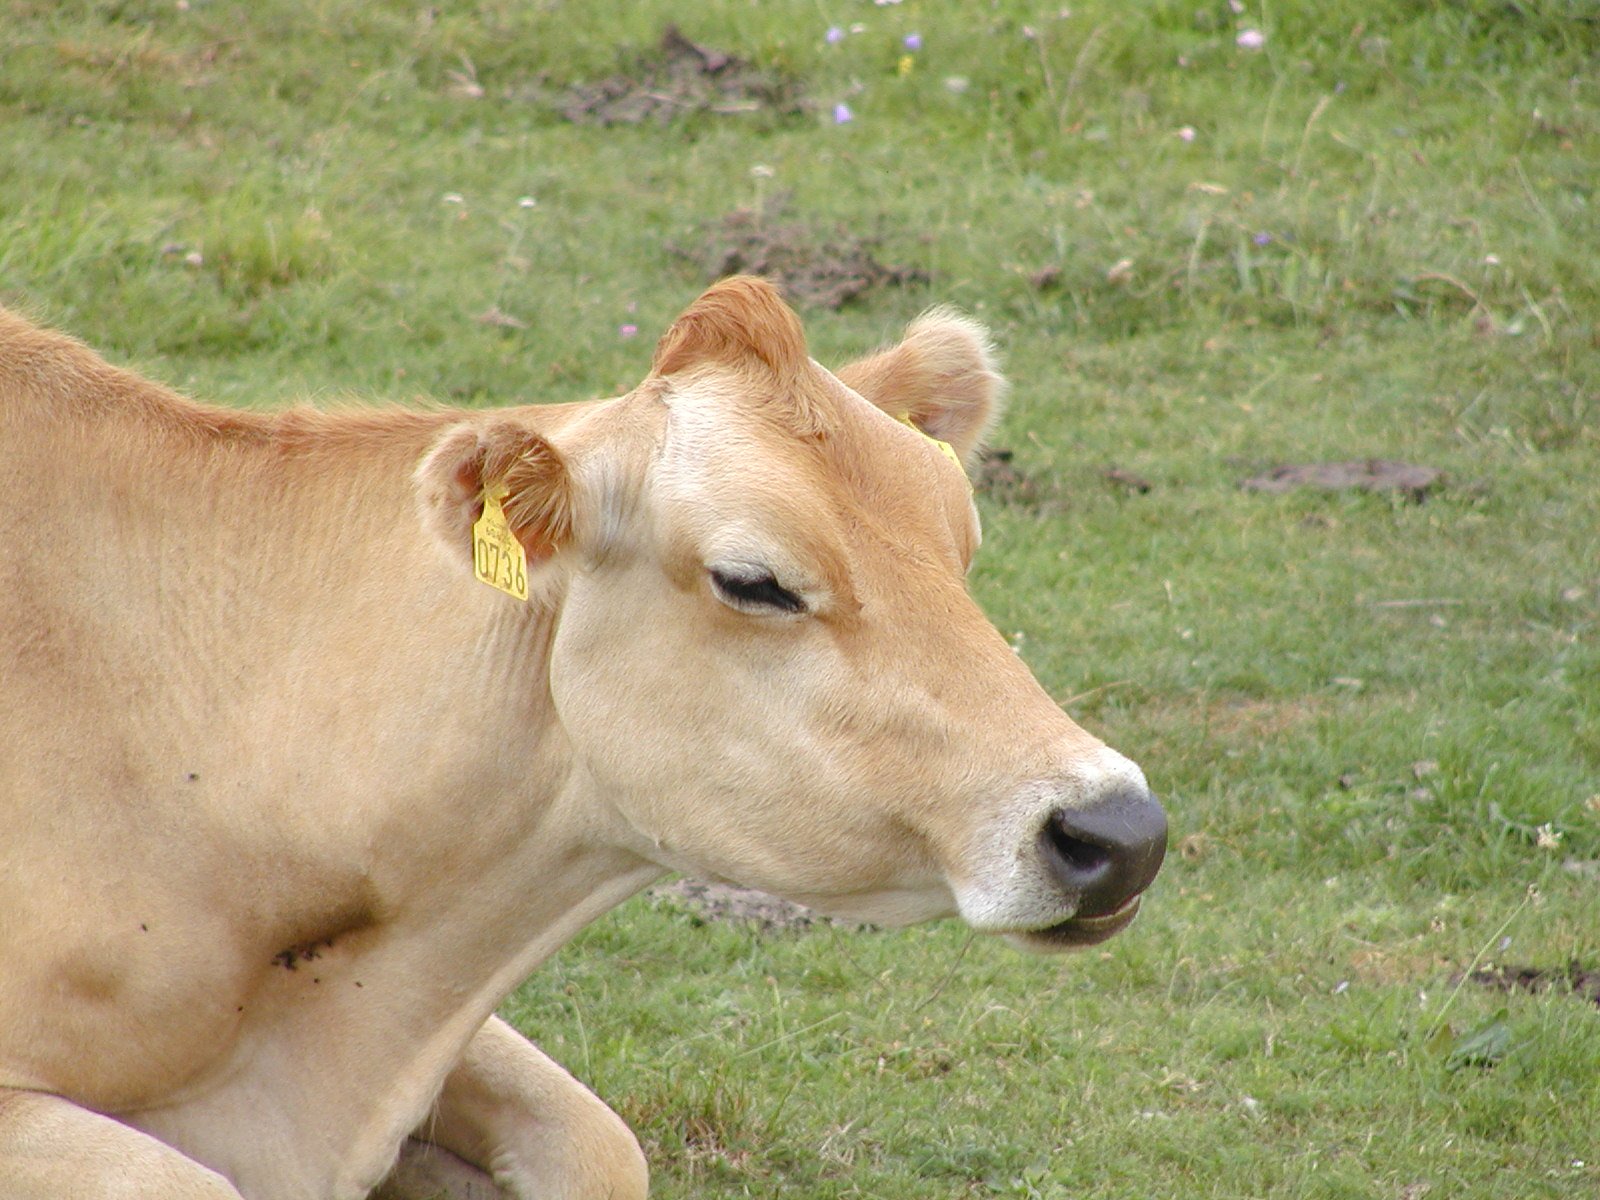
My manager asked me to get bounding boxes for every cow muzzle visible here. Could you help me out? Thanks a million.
[1021,783,1168,949]
[954,764,1168,952]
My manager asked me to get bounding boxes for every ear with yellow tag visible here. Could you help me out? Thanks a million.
[836,305,1006,470]
[416,419,575,598]
[896,412,970,487]
[472,482,529,600]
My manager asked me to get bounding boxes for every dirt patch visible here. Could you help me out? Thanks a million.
[679,199,928,311]
[971,451,1151,510]
[971,447,1074,511]
[557,26,804,127]
[974,447,1048,506]
[271,938,332,971]
[1102,466,1153,494]
[1240,459,1442,501]
[648,879,871,935]
[1455,961,1600,1008]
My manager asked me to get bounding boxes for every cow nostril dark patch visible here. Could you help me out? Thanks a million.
[1044,816,1113,878]
[1039,790,1168,918]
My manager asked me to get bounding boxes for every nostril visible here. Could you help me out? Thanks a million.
[1042,814,1115,885]
[1039,787,1168,917]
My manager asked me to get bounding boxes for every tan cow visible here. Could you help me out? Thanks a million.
[0,278,1166,1200]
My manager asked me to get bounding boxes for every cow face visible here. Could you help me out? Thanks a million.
[418,278,1164,952]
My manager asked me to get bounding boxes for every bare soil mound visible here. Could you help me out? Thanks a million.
[1241,459,1442,501]
[1457,960,1600,1008]
[680,200,928,311]
[558,26,805,127]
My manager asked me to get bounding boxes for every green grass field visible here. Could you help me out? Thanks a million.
[4,1,1597,1196]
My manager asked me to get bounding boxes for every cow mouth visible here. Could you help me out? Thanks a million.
[1013,896,1142,951]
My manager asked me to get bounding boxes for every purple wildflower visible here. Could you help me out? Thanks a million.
[1253,232,1272,247]
[826,25,844,44]
[904,33,922,51]
[833,102,854,124]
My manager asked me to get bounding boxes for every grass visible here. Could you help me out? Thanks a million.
[4,1,1597,1196]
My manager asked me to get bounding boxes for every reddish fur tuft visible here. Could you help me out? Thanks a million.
[651,276,809,382]
[651,276,833,438]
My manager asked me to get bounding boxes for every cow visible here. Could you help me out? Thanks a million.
[0,277,1166,1200]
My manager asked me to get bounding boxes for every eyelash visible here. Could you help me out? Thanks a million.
[708,568,806,615]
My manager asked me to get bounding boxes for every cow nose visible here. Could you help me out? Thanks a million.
[1039,784,1168,918]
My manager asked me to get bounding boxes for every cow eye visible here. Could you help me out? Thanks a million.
[708,566,806,615]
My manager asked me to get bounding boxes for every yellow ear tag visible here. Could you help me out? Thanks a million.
[898,413,970,487]
[472,482,529,601]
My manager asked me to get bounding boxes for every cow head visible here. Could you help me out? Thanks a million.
[417,278,1165,952]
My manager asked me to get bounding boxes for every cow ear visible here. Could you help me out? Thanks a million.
[652,275,808,382]
[835,307,1006,467]
[651,276,832,437]
[415,419,575,579]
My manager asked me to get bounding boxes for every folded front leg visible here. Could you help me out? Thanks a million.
[387,1015,647,1200]
[0,1088,244,1200]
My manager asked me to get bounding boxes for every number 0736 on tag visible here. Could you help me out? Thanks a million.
[472,484,529,601]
